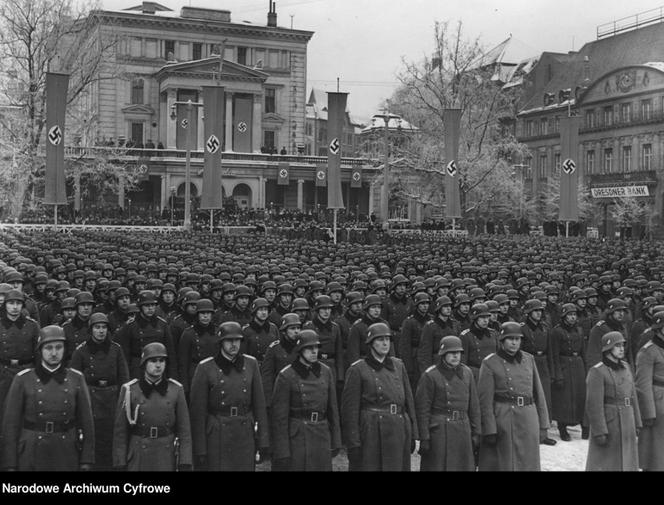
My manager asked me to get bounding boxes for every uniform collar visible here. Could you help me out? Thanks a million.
[602,355,625,370]
[250,319,271,332]
[291,358,321,379]
[497,347,522,363]
[437,360,464,380]
[35,362,66,384]
[139,375,168,396]
[215,352,244,375]
[365,353,395,372]
[313,315,332,329]
[85,337,111,353]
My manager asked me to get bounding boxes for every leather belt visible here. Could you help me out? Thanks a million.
[363,404,403,415]
[23,419,74,433]
[89,379,116,387]
[604,397,633,407]
[289,409,327,422]
[494,393,534,406]
[214,405,250,417]
[0,357,33,367]
[131,425,173,438]
[431,408,467,420]
[559,352,580,357]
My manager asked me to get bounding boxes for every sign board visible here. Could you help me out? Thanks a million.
[590,185,650,198]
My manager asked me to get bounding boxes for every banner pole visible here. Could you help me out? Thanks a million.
[333,208,338,244]
[210,210,213,233]
[54,205,58,230]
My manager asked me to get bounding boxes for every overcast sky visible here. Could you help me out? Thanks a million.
[103,0,664,120]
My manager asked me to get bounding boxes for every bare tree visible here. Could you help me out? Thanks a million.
[534,173,594,223]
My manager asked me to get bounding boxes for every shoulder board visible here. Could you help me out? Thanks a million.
[643,341,653,349]
[425,365,436,373]
[69,368,83,376]
[425,320,435,325]
[241,324,250,330]
[350,359,363,367]
[123,378,138,388]
[17,368,31,376]
[279,364,292,374]
[199,356,213,364]
[593,362,603,368]
[243,354,258,363]
[483,353,496,361]
[75,342,86,350]
[110,341,123,350]
[460,328,470,335]
[25,316,38,324]
[62,320,72,327]
[168,378,183,387]
[595,320,605,327]
[268,340,280,349]
[157,316,167,323]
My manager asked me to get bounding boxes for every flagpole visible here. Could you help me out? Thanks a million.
[333,208,338,244]
[54,205,58,230]
[210,210,213,233]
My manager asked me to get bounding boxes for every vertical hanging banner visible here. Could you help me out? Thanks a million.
[350,167,362,188]
[326,92,347,209]
[45,72,69,205]
[200,86,225,209]
[277,161,290,185]
[443,109,462,219]
[315,164,327,187]
[234,95,252,153]
[559,115,580,221]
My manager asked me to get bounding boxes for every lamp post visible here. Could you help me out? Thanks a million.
[170,99,203,231]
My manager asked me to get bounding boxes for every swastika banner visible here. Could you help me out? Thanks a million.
[45,73,69,205]
[201,86,225,209]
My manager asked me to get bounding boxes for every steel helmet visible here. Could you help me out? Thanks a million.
[88,312,109,328]
[651,311,664,330]
[38,325,66,348]
[115,287,131,299]
[345,291,363,305]
[470,303,490,320]
[493,293,509,305]
[138,290,158,306]
[280,313,301,331]
[485,300,500,313]
[4,289,24,304]
[61,297,76,310]
[435,296,452,312]
[523,299,544,314]
[75,291,95,305]
[363,294,382,311]
[314,295,334,310]
[365,322,392,344]
[196,299,215,313]
[292,298,310,311]
[218,321,243,341]
[182,291,201,307]
[438,335,463,355]
[499,322,523,341]
[140,342,168,366]
[294,329,321,353]
[601,331,626,353]
[454,294,471,307]
[413,292,431,306]
[606,298,627,313]
[251,297,270,313]
[561,303,578,318]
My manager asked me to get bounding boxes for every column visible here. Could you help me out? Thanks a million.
[197,102,204,151]
[258,175,265,208]
[166,88,177,149]
[225,93,233,151]
[297,179,304,211]
[368,183,375,216]
[118,172,125,209]
[252,93,263,153]
[160,175,166,211]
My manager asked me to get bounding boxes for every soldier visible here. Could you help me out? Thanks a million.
[587,298,629,369]
[170,291,200,350]
[545,286,561,328]
[303,295,344,383]
[242,297,279,364]
[107,287,131,335]
[506,289,522,322]
[382,274,413,350]
[261,313,301,406]
[335,291,362,376]
[177,299,221,396]
[55,297,77,327]
[398,292,431,389]
[486,300,501,332]
[459,303,498,382]
[452,294,472,331]
[115,291,177,380]
[585,332,641,471]
[113,342,192,471]
[270,329,342,471]
[62,291,95,364]
[292,297,311,325]
[347,294,391,365]
[70,313,129,470]
[327,281,345,320]
[262,280,278,310]
[268,283,293,327]
[417,296,458,374]
[630,296,657,356]
[635,311,664,471]
[157,283,178,321]
[477,322,550,471]
[585,287,603,327]
[415,335,481,471]
[218,285,252,326]
[341,322,418,471]
[189,321,269,471]
[1,325,95,471]
[4,271,40,324]
[550,303,586,442]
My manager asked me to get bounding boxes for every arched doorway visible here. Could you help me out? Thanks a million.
[232,183,252,209]
[176,182,198,197]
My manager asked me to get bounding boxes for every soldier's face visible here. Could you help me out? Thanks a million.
[371,336,391,357]
[374,288,386,298]
[295,310,308,323]
[529,309,543,322]
[63,309,76,321]
[576,299,587,308]
[78,303,93,318]
[349,302,362,314]
[318,307,332,321]
[279,293,292,307]
[610,342,625,360]
[490,312,498,322]
[211,289,222,300]
[417,302,430,315]
[185,304,197,316]
[221,338,241,358]
[394,284,406,296]
[439,305,452,317]
[285,326,301,340]
[564,313,578,325]
[145,357,166,380]
[330,292,342,304]
[367,305,382,319]
[499,303,509,315]
[612,309,625,322]
[588,296,598,305]
[459,303,470,315]
[117,295,130,310]
[198,311,213,325]
[300,345,319,364]
[509,299,518,308]
[444,351,461,367]
[264,289,276,302]
[91,323,108,342]
[223,292,235,304]
[236,296,250,310]
[41,341,64,367]
[501,336,521,355]
[295,287,306,297]
[5,300,22,318]
[255,307,269,321]
[141,303,157,318]
[10,281,22,291]
[476,315,490,328]
[437,287,449,297]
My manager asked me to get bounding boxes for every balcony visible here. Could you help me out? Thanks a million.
[580,110,664,134]
[589,170,657,185]
[516,131,560,142]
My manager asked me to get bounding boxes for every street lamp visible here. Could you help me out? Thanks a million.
[170,99,203,231]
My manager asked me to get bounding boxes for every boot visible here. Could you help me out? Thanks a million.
[558,424,571,442]
[581,426,590,440]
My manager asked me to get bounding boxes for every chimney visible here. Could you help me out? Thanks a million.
[267,0,277,27]
[142,1,157,14]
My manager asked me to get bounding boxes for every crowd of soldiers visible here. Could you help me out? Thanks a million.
[0,227,662,471]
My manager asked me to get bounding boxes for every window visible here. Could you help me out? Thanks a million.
[540,118,548,135]
[586,150,595,175]
[642,144,653,170]
[554,153,561,175]
[318,127,326,143]
[193,43,202,60]
[585,109,595,128]
[130,38,142,57]
[538,154,547,179]
[620,103,631,123]
[237,47,247,65]
[145,39,157,58]
[254,48,265,67]
[263,130,275,151]
[131,122,144,145]
[265,88,276,114]
[553,116,560,133]
[622,145,632,172]
[603,106,613,126]
[604,148,613,173]
[641,99,652,120]
[164,40,175,59]
[268,49,279,68]
[131,79,144,105]
[525,120,534,137]
[306,122,312,136]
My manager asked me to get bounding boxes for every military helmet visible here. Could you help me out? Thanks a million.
[363,294,382,310]
[137,290,158,306]
[454,294,471,307]
[292,298,310,311]
[294,329,320,353]
[499,322,523,341]
[314,295,334,310]
[470,303,490,320]
[438,335,463,356]
[561,303,578,318]
[493,293,510,305]
[4,289,24,304]
[75,291,95,306]
[182,291,201,306]
[277,283,294,296]
[413,292,431,306]
[251,297,270,313]
[196,299,214,313]
[485,300,500,313]
[61,297,76,310]
[280,313,301,331]
[38,325,66,348]
[235,285,252,298]
[345,291,363,305]
[523,299,544,314]
[642,296,657,311]
[115,287,130,299]
[326,282,344,295]
[434,295,452,312]
[391,274,408,289]
[218,321,243,341]
[162,283,177,295]
[140,342,168,366]
[88,312,109,328]
[366,322,392,344]
[606,298,627,313]
[651,311,664,330]
[601,331,626,353]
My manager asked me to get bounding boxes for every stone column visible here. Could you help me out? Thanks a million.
[160,175,166,211]
[166,88,177,149]
[258,175,265,208]
[225,93,233,151]
[297,179,304,211]
[252,93,263,153]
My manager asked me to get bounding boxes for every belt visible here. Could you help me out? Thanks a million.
[213,405,250,417]
[131,425,173,438]
[23,419,75,433]
[363,404,403,415]
[431,408,467,420]
[494,393,534,406]
[535,351,546,356]
[559,352,580,357]
[653,379,664,388]
[289,409,327,422]
[0,357,33,367]
[89,379,116,388]
[604,397,633,407]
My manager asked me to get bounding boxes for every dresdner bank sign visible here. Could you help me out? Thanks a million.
[590,185,650,198]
